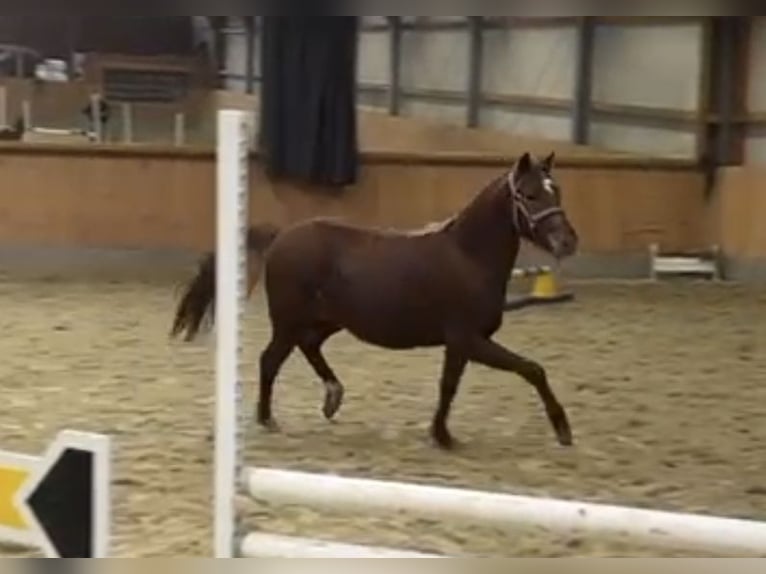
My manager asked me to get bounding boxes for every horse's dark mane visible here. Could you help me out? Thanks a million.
[398,172,509,238]
[448,172,514,253]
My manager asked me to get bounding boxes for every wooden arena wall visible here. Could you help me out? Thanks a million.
[0,142,713,279]
[0,81,762,280]
[712,167,766,280]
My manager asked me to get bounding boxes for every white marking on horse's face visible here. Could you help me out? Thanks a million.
[543,177,556,196]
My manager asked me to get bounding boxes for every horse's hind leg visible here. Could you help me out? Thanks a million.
[298,323,344,421]
[257,330,296,431]
[431,347,468,450]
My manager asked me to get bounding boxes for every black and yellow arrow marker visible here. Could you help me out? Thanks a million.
[0,430,110,558]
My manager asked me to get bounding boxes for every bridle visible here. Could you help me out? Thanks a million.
[507,171,565,234]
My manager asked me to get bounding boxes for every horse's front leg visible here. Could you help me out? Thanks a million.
[454,334,572,446]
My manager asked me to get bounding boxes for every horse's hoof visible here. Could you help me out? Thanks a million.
[554,417,573,446]
[557,430,574,447]
[322,381,345,420]
[431,427,459,451]
[258,418,282,433]
[547,405,573,446]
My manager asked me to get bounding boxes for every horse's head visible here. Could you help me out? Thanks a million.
[505,151,578,260]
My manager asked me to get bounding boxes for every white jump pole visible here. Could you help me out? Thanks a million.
[0,86,7,129]
[241,533,439,558]
[214,109,250,558]
[511,265,552,279]
[245,468,766,556]
[121,103,133,144]
[90,93,103,143]
[21,99,32,132]
[174,112,186,146]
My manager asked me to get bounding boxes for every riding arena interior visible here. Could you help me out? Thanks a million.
[0,16,765,558]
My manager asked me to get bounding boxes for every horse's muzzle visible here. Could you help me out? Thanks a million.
[548,231,578,260]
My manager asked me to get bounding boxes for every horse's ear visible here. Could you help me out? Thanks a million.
[516,152,532,175]
[542,151,555,171]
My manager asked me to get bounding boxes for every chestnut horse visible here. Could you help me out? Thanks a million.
[171,151,579,450]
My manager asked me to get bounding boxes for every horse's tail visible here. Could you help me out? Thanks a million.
[170,222,281,341]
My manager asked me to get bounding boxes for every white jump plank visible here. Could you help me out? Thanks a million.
[246,468,766,556]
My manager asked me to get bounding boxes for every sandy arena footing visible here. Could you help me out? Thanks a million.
[0,272,764,557]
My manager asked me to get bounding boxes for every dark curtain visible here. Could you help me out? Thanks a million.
[259,17,359,188]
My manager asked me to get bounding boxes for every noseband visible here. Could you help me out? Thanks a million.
[507,173,565,233]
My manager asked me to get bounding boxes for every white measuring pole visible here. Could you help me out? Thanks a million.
[214,110,249,558]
